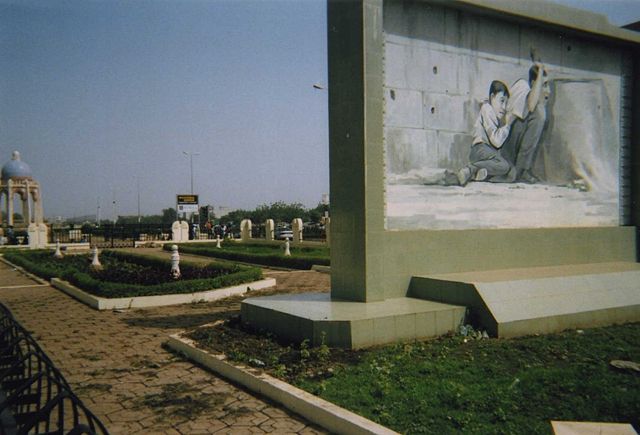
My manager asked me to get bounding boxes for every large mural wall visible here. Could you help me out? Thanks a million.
[383,1,626,230]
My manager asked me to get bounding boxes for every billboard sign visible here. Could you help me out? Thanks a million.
[176,194,199,213]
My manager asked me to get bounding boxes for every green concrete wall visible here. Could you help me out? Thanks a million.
[633,49,640,249]
[328,0,639,302]
[328,0,369,301]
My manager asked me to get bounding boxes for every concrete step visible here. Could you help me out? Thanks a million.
[241,292,465,349]
[409,262,640,337]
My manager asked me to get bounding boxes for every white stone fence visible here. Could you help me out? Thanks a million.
[230,218,330,246]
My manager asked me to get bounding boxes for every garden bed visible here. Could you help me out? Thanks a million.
[166,241,330,270]
[185,316,640,434]
[3,250,273,308]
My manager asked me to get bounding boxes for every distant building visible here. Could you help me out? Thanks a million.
[0,151,44,228]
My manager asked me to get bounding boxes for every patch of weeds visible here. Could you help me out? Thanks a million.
[188,316,362,384]
[71,351,103,361]
[139,383,226,420]
[130,358,162,369]
[222,404,253,417]
[75,383,113,394]
[87,369,107,377]
[87,367,131,377]
[140,370,159,379]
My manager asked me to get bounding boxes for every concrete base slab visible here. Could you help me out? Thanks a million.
[241,292,465,348]
[409,262,640,337]
[551,421,637,435]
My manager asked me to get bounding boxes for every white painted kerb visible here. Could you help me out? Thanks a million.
[166,333,399,435]
[51,278,276,310]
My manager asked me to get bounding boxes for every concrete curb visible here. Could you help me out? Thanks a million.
[51,277,277,310]
[166,333,399,435]
[311,265,331,274]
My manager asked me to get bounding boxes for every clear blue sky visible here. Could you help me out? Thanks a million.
[1,0,639,220]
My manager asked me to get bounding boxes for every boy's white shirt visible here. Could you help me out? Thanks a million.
[473,101,511,149]
[507,79,530,120]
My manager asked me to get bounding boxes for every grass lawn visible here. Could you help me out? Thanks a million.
[169,241,330,269]
[189,319,640,434]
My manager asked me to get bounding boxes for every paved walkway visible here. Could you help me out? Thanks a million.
[0,255,331,434]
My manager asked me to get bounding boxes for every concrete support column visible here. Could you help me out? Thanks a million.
[21,187,30,226]
[265,219,275,241]
[292,218,303,243]
[240,219,252,242]
[32,187,43,224]
[25,182,32,224]
[21,198,28,225]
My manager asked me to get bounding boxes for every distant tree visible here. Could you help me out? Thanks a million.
[161,208,177,224]
[116,214,167,225]
[81,222,94,233]
[219,209,252,226]
[259,201,307,223]
[219,201,324,225]
[308,202,329,223]
[116,216,136,225]
[199,205,214,224]
[140,214,164,224]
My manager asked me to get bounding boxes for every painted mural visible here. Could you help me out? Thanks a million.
[383,1,624,230]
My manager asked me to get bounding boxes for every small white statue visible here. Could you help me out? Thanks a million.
[90,247,102,270]
[170,244,181,279]
[53,241,63,259]
[216,235,221,249]
[284,238,291,257]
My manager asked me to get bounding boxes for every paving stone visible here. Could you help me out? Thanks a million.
[269,419,307,432]
[0,260,329,434]
[214,427,267,435]
[262,406,292,419]
[105,421,144,433]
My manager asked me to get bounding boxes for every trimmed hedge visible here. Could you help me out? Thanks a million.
[164,242,330,270]
[3,250,262,298]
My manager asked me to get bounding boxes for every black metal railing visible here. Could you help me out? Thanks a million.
[45,222,327,247]
[48,223,175,247]
[0,304,109,435]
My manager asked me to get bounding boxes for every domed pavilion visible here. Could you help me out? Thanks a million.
[1,151,44,228]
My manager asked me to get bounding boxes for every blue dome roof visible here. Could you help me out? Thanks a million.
[1,151,33,181]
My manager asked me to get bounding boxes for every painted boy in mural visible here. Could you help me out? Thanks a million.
[500,62,550,183]
[457,80,516,186]
[458,62,549,186]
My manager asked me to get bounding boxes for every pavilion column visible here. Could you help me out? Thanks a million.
[34,190,43,224]
[22,182,31,225]
[7,180,13,227]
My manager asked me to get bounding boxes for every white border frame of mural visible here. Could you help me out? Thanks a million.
[382,1,622,231]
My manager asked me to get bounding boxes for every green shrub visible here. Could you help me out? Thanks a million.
[164,242,330,270]
[3,249,262,298]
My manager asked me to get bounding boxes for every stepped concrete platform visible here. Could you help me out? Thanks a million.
[409,262,640,337]
[241,292,465,349]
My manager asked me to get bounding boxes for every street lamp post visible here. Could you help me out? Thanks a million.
[182,151,200,194]
[136,176,141,224]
